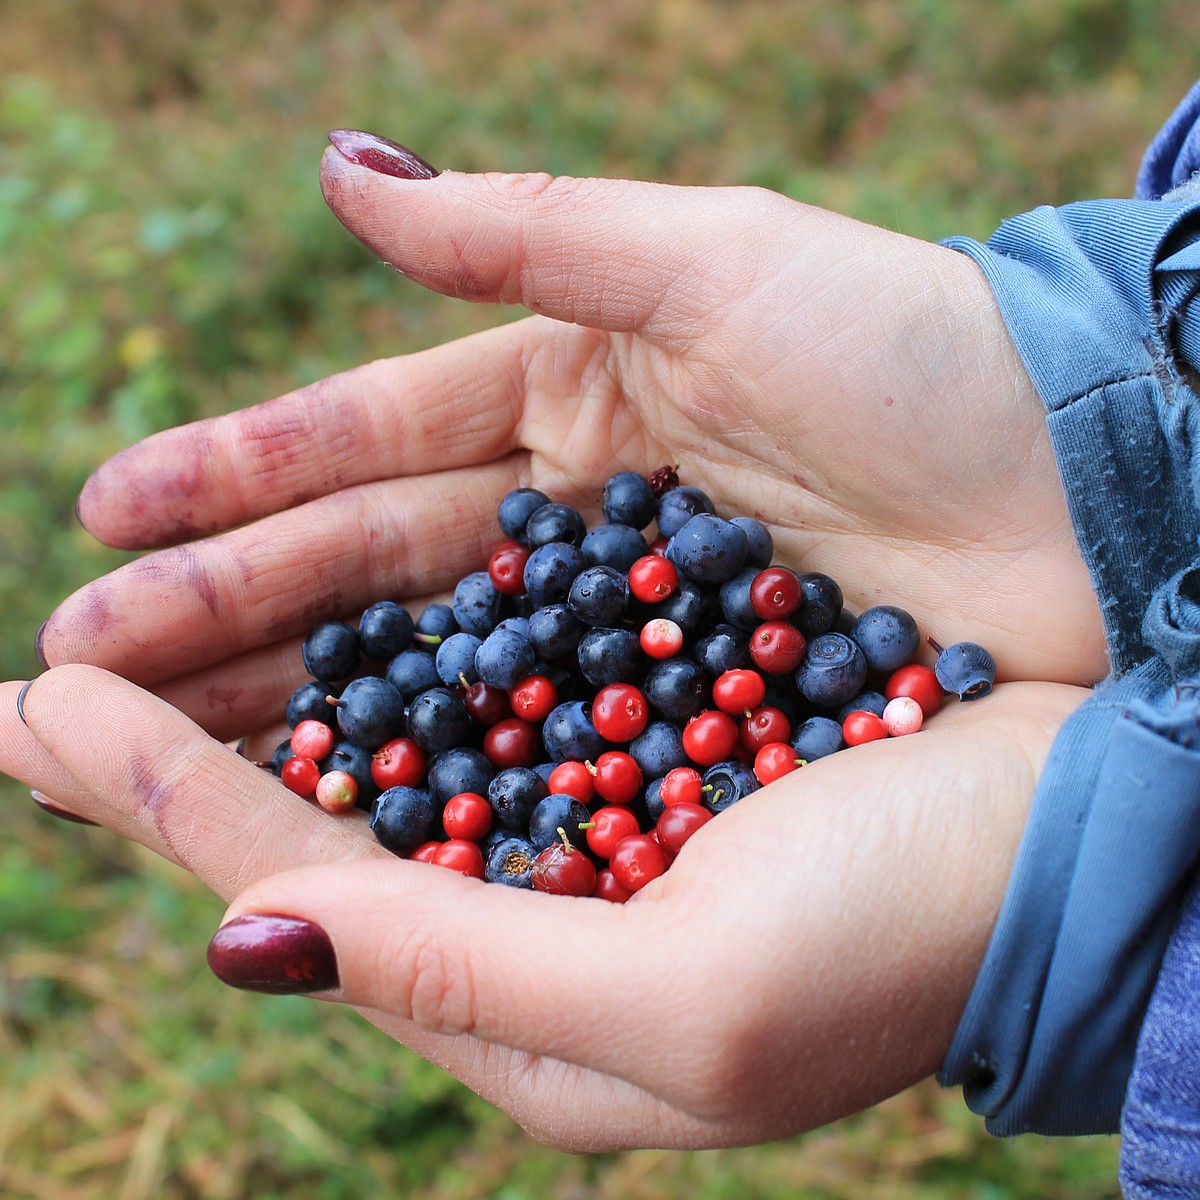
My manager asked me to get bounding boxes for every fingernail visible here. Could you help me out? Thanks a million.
[34,621,49,670]
[327,129,439,180]
[16,680,34,725]
[206,914,339,995]
[32,790,99,826]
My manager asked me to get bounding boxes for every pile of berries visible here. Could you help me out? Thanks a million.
[270,470,996,901]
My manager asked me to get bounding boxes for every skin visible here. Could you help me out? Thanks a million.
[1,151,1104,1149]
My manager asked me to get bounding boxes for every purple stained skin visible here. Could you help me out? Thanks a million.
[206,914,339,994]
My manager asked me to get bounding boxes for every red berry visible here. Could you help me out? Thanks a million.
[749,567,802,619]
[660,766,703,807]
[483,717,541,768]
[754,741,803,784]
[432,838,486,879]
[591,683,649,742]
[442,792,493,841]
[749,621,807,673]
[371,738,427,790]
[409,841,442,863]
[609,834,668,892]
[281,755,320,798]
[315,769,358,814]
[531,841,597,896]
[885,663,945,717]
[290,719,335,762]
[739,705,791,753]
[712,668,767,715]
[591,751,643,805]
[681,710,739,766]
[656,802,713,855]
[509,674,558,723]
[586,805,642,859]
[648,534,669,556]
[592,869,633,903]
[639,617,684,660]
[487,541,531,596]
[547,760,595,804]
[842,710,888,746]
[463,681,513,726]
[628,554,679,604]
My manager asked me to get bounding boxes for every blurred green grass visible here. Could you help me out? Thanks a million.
[4,0,1197,1195]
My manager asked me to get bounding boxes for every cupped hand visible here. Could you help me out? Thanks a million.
[1,666,1086,1150]
[34,147,1104,752]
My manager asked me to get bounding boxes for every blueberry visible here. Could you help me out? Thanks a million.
[656,485,715,538]
[837,691,888,721]
[934,641,997,701]
[730,516,774,568]
[790,716,845,762]
[357,601,414,660]
[794,573,844,637]
[484,835,538,888]
[495,616,530,638]
[576,627,643,687]
[644,775,667,823]
[718,567,762,631]
[669,514,749,584]
[453,571,503,637]
[525,502,587,549]
[541,701,606,762]
[385,648,442,701]
[333,676,406,749]
[528,603,586,660]
[645,578,717,639]
[406,687,471,754]
[302,621,361,682]
[271,738,295,775]
[693,624,753,676]
[498,487,552,542]
[529,793,592,851]
[701,760,761,813]
[794,633,868,709]
[849,606,920,674]
[644,658,711,723]
[475,627,537,690]
[370,786,436,855]
[414,603,458,645]
[426,746,495,805]
[286,680,339,728]
[568,565,629,626]
[488,767,550,830]
[602,471,658,529]
[523,542,586,607]
[321,741,380,808]
[436,631,484,687]
[581,522,649,571]
[628,720,689,778]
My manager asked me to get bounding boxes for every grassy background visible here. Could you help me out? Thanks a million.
[3,1,1198,1195]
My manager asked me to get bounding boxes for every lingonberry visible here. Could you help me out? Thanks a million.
[656,802,713,855]
[442,792,493,841]
[749,620,807,674]
[753,741,804,784]
[463,680,514,726]
[586,805,642,859]
[432,838,486,879]
[409,840,442,863]
[591,683,649,742]
[682,710,740,766]
[592,869,633,903]
[609,833,668,892]
[531,837,597,896]
[547,760,595,804]
[842,710,889,746]
[591,751,643,805]
[712,668,767,716]
[487,540,531,596]
[281,755,320,798]
[290,719,335,762]
[749,566,803,619]
[882,695,925,737]
[885,663,944,717]
[659,766,704,807]
[315,769,359,814]
[628,554,679,604]
[509,674,558,723]
[371,737,427,790]
[639,617,684,659]
[739,705,791,753]
[483,717,541,768]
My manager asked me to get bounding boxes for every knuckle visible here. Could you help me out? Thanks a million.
[382,926,480,1037]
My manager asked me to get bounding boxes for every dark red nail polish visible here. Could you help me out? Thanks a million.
[206,914,339,995]
[327,129,439,180]
[32,790,98,826]
[34,621,49,670]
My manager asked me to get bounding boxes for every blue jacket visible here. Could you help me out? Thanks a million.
[932,81,1200,1195]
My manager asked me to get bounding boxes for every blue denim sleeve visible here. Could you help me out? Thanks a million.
[932,181,1200,1139]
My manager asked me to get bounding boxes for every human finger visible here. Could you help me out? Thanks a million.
[41,460,514,685]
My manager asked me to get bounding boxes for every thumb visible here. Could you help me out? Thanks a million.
[320,129,805,345]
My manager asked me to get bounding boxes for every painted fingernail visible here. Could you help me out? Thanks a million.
[16,680,34,725]
[327,129,439,180]
[206,914,339,995]
[34,621,49,669]
[32,790,99,826]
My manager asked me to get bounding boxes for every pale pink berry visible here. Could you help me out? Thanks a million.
[639,617,684,659]
[315,769,359,814]
[882,695,924,737]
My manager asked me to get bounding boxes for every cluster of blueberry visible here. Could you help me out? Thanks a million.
[272,469,996,900]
